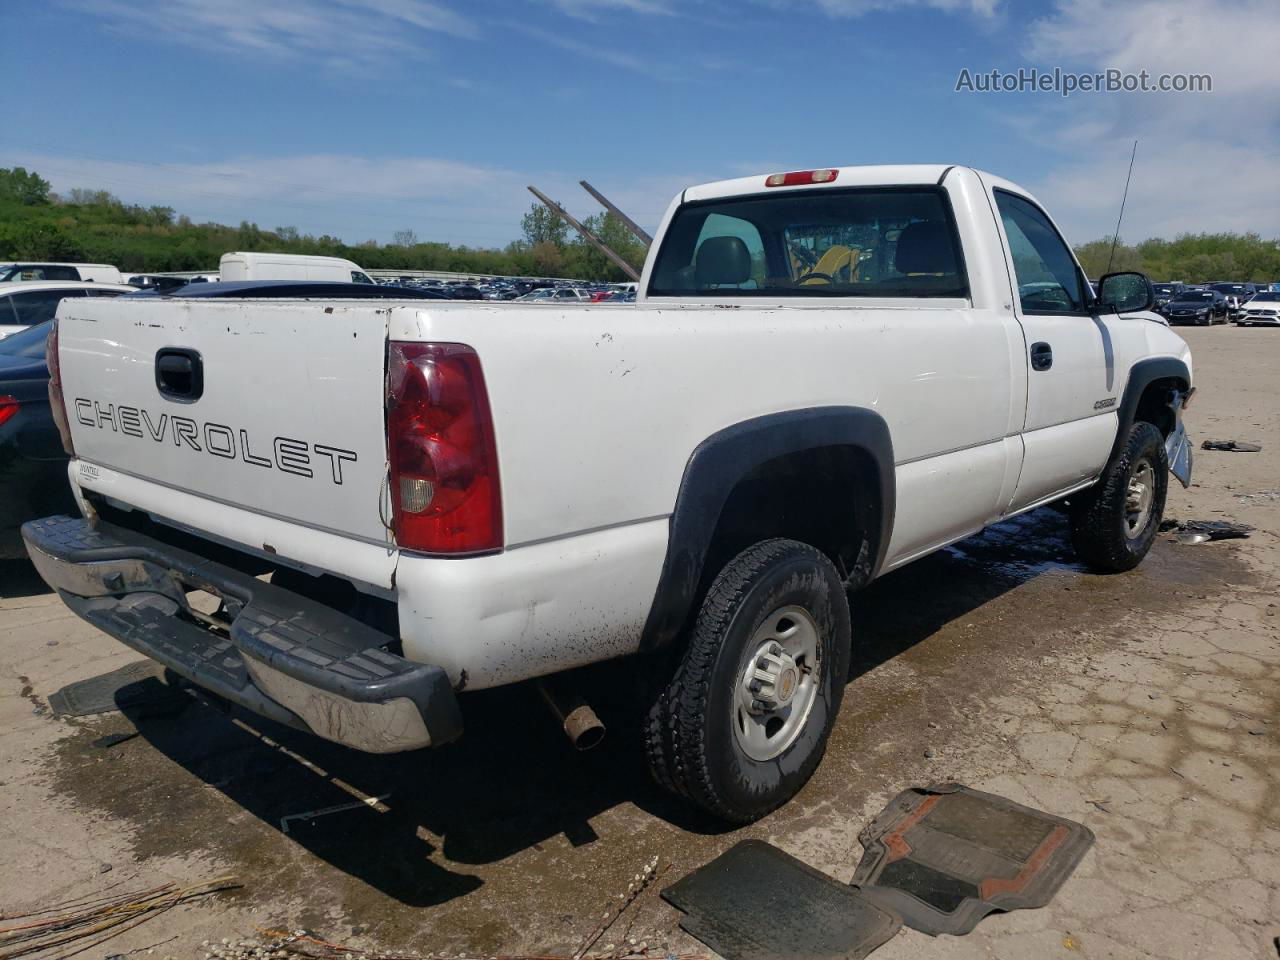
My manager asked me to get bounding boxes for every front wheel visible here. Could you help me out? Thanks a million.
[1069,421,1169,572]
[644,539,851,823]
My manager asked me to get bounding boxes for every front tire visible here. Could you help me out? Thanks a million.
[644,539,851,823]
[1070,421,1168,572]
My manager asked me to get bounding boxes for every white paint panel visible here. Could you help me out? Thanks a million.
[395,517,668,689]
[70,459,398,589]
[58,297,392,546]
[1009,414,1117,513]
[883,439,1009,569]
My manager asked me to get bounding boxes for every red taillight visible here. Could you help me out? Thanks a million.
[386,341,502,554]
[0,395,17,428]
[46,321,75,456]
[765,169,839,187]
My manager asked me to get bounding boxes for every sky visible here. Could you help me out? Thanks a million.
[3,0,1278,251]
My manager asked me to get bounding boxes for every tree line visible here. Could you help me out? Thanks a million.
[1,166,1276,283]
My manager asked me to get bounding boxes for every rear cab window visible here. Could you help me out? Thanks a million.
[648,187,968,299]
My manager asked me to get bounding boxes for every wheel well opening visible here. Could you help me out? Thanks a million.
[701,445,880,595]
[1134,377,1186,437]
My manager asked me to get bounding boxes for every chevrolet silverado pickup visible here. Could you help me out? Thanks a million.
[24,165,1194,823]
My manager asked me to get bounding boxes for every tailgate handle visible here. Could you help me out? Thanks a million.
[155,348,204,402]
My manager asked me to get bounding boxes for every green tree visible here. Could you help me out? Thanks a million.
[521,202,568,248]
[0,167,52,205]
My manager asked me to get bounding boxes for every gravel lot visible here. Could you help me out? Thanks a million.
[1,325,1277,960]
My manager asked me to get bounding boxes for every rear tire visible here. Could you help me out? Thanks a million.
[1070,421,1168,572]
[644,539,851,823]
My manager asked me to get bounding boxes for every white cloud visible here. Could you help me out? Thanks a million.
[542,0,676,18]
[1011,0,1280,241]
[68,0,474,65]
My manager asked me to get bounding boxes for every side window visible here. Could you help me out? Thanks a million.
[11,289,86,325]
[0,296,17,325]
[85,288,126,297]
[45,266,80,281]
[995,191,1086,314]
[352,271,373,284]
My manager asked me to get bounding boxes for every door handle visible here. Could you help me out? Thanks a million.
[1030,342,1053,371]
[155,348,204,402]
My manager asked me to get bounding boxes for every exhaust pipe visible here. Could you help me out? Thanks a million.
[538,679,606,751]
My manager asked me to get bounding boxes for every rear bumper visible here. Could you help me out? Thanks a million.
[21,515,462,752]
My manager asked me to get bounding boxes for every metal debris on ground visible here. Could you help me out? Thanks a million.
[0,876,239,960]
[1201,439,1262,452]
[1235,490,1280,504]
[1172,520,1255,545]
[662,840,901,960]
[279,796,391,835]
[211,930,708,960]
[850,783,1094,937]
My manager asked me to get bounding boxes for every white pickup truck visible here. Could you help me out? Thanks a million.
[25,164,1194,823]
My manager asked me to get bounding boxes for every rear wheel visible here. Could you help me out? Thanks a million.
[1070,421,1168,572]
[644,539,851,823]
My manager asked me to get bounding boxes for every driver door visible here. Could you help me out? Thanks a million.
[985,186,1118,513]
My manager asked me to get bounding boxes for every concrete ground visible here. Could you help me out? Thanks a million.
[1,324,1276,960]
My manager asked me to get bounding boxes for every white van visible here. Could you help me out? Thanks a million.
[219,252,375,285]
[0,262,123,284]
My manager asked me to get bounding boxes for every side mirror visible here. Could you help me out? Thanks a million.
[1098,271,1154,314]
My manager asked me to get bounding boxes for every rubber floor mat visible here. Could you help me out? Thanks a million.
[851,783,1094,936]
[48,660,186,718]
[662,840,901,960]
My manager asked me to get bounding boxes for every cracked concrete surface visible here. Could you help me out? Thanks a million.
[1,325,1277,959]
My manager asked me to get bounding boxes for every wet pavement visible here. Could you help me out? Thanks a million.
[1,325,1277,960]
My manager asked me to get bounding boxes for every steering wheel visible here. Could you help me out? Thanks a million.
[796,271,835,285]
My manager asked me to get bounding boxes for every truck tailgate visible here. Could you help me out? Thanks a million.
[58,297,391,547]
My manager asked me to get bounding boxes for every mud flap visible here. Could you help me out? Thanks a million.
[850,783,1094,937]
[1166,420,1192,488]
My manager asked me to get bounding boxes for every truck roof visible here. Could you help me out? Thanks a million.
[683,164,983,202]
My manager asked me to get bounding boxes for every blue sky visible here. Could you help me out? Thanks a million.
[4,0,1278,251]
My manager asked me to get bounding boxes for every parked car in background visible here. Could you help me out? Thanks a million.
[219,252,376,285]
[447,285,486,301]
[1164,288,1229,325]
[1236,291,1280,326]
[1209,282,1256,319]
[0,320,77,558]
[1151,282,1185,311]
[0,281,138,338]
[0,262,124,284]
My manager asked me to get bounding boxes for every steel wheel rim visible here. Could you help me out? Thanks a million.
[1125,459,1156,537]
[733,605,822,762]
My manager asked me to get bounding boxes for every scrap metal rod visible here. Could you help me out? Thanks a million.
[527,186,641,282]
[579,180,653,247]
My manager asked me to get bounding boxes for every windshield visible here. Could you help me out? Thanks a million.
[0,318,52,359]
[1249,292,1280,301]
[649,187,967,298]
[1152,284,1180,294]
[1175,292,1213,301]
[1210,283,1246,293]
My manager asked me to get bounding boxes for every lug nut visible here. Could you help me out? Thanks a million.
[769,643,782,655]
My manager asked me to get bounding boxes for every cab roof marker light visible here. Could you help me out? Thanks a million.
[765,169,839,188]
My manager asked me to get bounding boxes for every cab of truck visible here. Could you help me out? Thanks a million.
[219,252,375,285]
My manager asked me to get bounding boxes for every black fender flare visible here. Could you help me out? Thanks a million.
[639,407,895,652]
[1109,356,1191,461]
